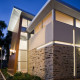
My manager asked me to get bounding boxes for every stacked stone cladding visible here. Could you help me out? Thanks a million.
[76,47,80,78]
[28,45,53,80]
[28,44,74,80]
[53,44,73,80]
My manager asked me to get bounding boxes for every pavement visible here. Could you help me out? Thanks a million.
[0,70,4,80]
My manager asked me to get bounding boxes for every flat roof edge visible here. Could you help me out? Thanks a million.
[8,7,34,32]
[27,0,52,33]
[27,0,80,33]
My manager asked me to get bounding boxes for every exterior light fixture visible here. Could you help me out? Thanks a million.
[10,49,16,55]
[0,47,2,50]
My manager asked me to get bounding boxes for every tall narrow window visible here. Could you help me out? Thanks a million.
[55,10,73,26]
[28,20,31,26]
[22,18,28,28]
[18,32,27,72]
[76,19,80,28]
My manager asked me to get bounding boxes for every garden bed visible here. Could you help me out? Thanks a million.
[1,69,41,80]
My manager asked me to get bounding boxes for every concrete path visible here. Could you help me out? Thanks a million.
[0,70,4,80]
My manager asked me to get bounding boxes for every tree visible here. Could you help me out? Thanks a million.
[0,21,7,47]
[0,20,12,63]
[4,31,12,63]
[0,21,7,68]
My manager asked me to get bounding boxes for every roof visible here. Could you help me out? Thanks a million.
[8,7,34,32]
[27,0,80,33]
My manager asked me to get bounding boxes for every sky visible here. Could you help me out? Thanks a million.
[0,0,80,36]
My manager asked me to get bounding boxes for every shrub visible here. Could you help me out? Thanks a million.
[1,69,42,80]
[24,73,33,80]
[1,68,11,79]
[14,72,23,77]
[32,76,41,80]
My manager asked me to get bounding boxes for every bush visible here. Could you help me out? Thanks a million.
[1,69,41,80]
[24,73,32,80]
[32,76,41,80]
[14,72,23,76]
[12,72,25,80]
[1,68,10,79]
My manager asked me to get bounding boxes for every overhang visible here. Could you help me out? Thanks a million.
[27,0,80,33]
[8,7,34,33]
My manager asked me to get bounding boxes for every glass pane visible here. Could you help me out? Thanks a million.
[56,10,73,25]
[76,19,80,28]
[18,50,27,61]
[21,27,26,32]
[19,40,27,50]
[22,18,28,28]
[19,32,27,50]
[75,27,80,45]
[76,47,80,78]
[20,32,27,40]
[43,11,52,28]
[28,20,31,26]
[18,62,27,72]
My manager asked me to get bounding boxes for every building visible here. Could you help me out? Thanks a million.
[8,0,80,80]
[8,7,34,74]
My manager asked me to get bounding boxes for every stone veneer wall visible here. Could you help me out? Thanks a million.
[53,44,73,80]
[76,47,80,78]
[28,44,74,80]
[28,45,53,80]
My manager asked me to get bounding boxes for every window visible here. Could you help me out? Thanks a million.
[18,32,27,72]
[22,18,28,28]
[55,10,73,25]
[19,32,27,50]
[34,11,52,34]
[43,11,52,28]
[28,20,31,26]
[76,19,80,28]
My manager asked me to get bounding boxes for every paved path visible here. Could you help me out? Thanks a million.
[0,70,4,80]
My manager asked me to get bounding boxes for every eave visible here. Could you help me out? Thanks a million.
[8,7,34,33]
[27,0,80,33]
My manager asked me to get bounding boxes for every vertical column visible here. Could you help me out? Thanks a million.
[52,9,55,42]
[52,9,55,80]
[73,18,77,77]
[27,33,30,73]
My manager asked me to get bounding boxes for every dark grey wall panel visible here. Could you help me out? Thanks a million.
[75,27,80,45]
[54,21,73,43]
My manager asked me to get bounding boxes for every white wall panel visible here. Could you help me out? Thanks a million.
[29,22,53,50]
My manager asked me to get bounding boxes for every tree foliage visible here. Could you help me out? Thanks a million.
[0,21,7,47]
[0,21,7,38]
[4,31,12,62]
[0,20,12,63]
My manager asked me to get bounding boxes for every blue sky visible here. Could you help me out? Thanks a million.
[0,0,80,36]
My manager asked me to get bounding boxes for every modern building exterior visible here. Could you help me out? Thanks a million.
[8,0,80,80]
[8,7,34,74]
